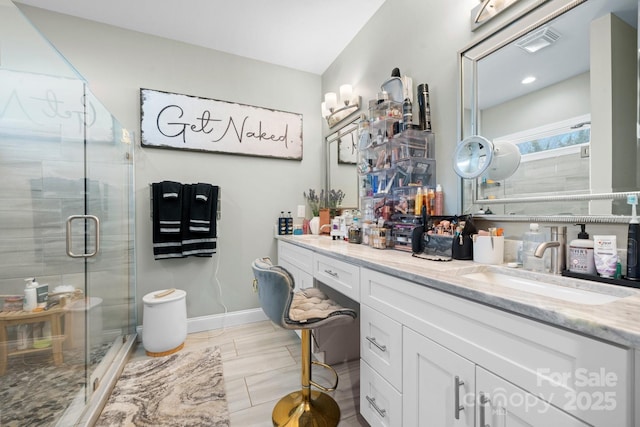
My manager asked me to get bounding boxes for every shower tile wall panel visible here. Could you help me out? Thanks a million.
[0,133,131,293]
[479,152,589,215]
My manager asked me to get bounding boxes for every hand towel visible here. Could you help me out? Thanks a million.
[182,184,219,257]
[152,182,184,260]
[158,181,182,234]
[189,183,213,233]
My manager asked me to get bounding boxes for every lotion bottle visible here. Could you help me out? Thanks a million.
[23,278,38,312]
[627,195,640,280]
[569,224,595,275]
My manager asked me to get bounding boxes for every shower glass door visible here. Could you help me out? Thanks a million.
[0,0,136,425]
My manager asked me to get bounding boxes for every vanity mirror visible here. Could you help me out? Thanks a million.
[459,0,640,220]
[324,116,362,209]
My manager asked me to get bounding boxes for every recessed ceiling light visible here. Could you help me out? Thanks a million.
[522,76,536,84]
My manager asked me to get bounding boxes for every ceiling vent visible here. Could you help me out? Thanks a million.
[515,26,561,53]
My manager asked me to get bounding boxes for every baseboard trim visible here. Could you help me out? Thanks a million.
[136,308,268,338]
[186,308,268,334]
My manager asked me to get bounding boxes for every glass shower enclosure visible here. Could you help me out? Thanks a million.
[0,1,136,425]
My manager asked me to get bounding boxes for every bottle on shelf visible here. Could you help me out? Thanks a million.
[286,211,293,235]
[434,184,444,216]
[426,187,435,216]
[414,187,423,217]
[278,211,286,235]
[417,83,432,132]
[402,97,413,130]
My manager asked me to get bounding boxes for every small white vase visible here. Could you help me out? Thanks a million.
[309,216,320,235]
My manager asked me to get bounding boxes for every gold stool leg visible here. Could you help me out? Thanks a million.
[272,329,341,427]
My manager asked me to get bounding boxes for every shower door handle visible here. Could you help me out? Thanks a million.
[66,215,100,258]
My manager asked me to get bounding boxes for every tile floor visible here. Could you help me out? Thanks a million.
[128,320,369,426]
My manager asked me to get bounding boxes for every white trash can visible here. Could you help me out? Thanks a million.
[142,288,187,357]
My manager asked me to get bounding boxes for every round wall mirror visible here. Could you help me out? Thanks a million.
[453,135,521,180]
[453,135,493,179]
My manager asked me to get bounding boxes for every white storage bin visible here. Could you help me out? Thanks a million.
[142,289,187,356]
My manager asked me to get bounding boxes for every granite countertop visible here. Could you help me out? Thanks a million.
[277,235,640,349]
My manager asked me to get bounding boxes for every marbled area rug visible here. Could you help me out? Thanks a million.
[96,346,230,427]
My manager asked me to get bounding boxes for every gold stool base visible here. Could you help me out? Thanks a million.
[272,390,341,427]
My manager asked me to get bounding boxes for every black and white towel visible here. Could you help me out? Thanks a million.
[182,184,219,257]
[152,181,184,260]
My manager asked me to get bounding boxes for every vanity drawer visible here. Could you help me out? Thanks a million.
[313,253,360,302]
[277,241,313,272]
[361,304,402,392]
[360,359,402,427]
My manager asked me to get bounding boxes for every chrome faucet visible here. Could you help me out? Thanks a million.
[533,226,567,274]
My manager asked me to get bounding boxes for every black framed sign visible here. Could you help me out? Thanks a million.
[140,88,303,160]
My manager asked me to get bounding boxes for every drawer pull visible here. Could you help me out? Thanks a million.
[365,395,387,418]
[454,375,465,420]
[324,269,339,278]
[479,392,491,427]
[365,336,387,352]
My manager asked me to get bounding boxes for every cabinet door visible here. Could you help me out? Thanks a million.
[403,327,475,427]
[476,367,590,427]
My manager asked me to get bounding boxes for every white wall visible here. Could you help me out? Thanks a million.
[321,0,509,215]
[19,5,323,321]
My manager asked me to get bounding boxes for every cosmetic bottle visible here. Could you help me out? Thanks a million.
[414,187,423,217]
[434,184,444,216]
[286,211,293,235]
[627,195,640,280]
[402,97,413,130]
[426,187,435,216]
[569,224,595,275]
[522,224,546,272]
[417,83,432,132]
[23,278,38,312]
[278,211,286,235]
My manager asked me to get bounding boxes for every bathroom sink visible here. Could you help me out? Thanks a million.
[460,270,630,305]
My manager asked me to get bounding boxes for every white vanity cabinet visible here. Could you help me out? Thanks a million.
[361,268,632,427]
[276,240,636,427]
[277,240,314,292]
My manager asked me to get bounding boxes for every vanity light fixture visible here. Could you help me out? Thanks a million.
[321,84,361,128]
[471,0,521,31]
[521,76,536,84]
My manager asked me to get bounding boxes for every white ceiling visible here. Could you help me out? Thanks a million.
[15,0,386,75]
[476,0,637,109]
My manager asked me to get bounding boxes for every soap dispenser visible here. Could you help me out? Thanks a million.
[569,224,595,275]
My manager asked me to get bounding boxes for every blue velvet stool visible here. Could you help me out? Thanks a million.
[251,257,357,427]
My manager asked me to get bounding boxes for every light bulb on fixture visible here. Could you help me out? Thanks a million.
[324,92,338,111]
[321,83,360,128]
[521,76,536,84]
[339,84,353,106]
